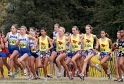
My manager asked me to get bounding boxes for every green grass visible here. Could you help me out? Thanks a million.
[0,77,123,84]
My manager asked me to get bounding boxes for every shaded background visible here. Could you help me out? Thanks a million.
[0,0,124,41]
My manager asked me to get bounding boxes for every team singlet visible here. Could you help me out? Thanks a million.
[56,36,66,51]
[29,39,37,53]
[8,32,18,46]
[83,34,94,50]
[99,38,110,52]
[19,34,29,49]
[39,36,49,51]
[118,39,124,53]
[71,34,81,52]
[53,32,58,39]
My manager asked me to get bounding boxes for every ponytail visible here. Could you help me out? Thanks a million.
[106,33,109,37]
[101,29,109,37]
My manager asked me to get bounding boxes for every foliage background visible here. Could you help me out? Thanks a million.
[0,0,124,41]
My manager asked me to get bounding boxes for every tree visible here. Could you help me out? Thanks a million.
[2,0,124,41]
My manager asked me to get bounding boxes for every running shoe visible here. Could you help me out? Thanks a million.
[47,74,53,78]
[12,70,19,78]
[122,74,124,79]
[108,75,112,80]
[44,77,48,82]
[57,73,61,78]
[24,69,28,76]
[118,79,123,82]
[8,71,13,77]
[78,74,84,80]
[28,74,33,80]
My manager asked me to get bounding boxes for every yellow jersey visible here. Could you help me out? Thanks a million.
[39,36,49,51]
[71,34,81,51]
[83,34,94,50]
[56,36,66,51]
[99,38,110,52]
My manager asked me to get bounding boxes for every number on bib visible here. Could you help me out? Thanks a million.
[100,48,105,52]
[10,40,16,45]
[41,46,46,50]
[20,42,26,48]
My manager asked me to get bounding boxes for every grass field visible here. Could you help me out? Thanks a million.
[0,77,123,84]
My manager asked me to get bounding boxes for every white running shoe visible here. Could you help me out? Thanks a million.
[122,74,124,79]
[28,74,33,80]
[57,73,61,78]
[8,71,13,77]
[24,69,28,76]
[44,77,48,82]
[47,74,53,78]
[78,74,85,80]
[108,75,112,80]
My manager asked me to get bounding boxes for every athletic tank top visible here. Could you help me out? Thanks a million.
[19,34,29,49]
[53,32,58,39]
[39,36,49,51]
[71,34,81,52]
[118,39,124,53]
[56,36,66,51]
[66,44,72,53]
[83,34,94,50]
[29,39,37,53]
[99,38,110,52]
[29,39,34,47]
[8,32,18,47]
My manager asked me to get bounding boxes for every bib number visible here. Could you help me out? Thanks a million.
[20,42,26,48]
[41,46,46,50]
[10,40,16,45]
[100,48,105,52]
[58,46,63,50]
[85,44,91,48]
[72,45,78,49]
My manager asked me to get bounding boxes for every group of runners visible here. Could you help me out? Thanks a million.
[0,23,124,82]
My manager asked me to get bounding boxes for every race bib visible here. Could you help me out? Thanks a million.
[57,46,63,50]
[31,49,36,53]
[10,40,16,45]
[20,42,26,48]
[85,44,91,49]
[100,48,105,52]
[41,46,46,50]
[72,45,78,49]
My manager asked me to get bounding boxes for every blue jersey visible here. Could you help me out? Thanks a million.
[8,32,19,54]
[8,32,18,49]
[29,39,34,47]
[19,34,31,57]
[19,34,29,50]
[29,39,38,52]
